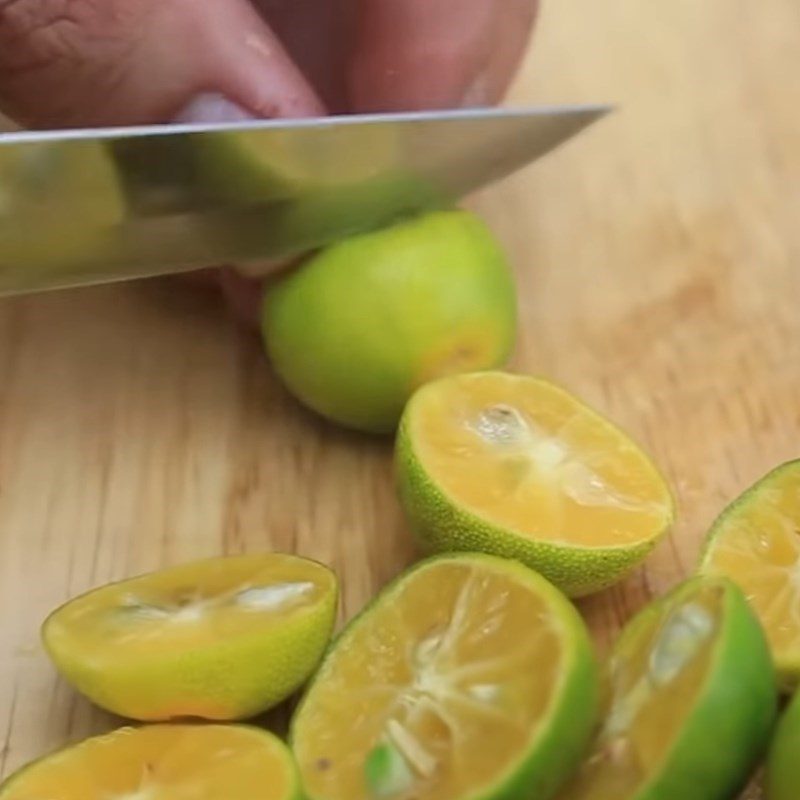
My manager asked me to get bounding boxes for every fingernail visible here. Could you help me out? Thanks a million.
[172,92,255,124]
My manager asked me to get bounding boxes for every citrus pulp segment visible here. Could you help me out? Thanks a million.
[557,576,777,800]
[43,553,338,721]
[291,553,599,800]
[699,460,800,688]
[396,372,674,597]
[262,211,517,434]
[0,724,302,800]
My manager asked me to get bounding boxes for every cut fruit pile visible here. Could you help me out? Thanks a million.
[0,168,797,800]
[699,460,800,689]
[557,577,776,800]
[292,554,598,800]
[397,372,675,597]
[43,554,338,720]
[0,725,301,800]
[3,361,800,798]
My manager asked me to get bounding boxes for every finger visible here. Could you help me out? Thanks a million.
[218,268,266,330]
[0,0,324,128]
[253,0,355,113]
[481,0,540,102]
[348,0,538,112]
[215,256,293,329]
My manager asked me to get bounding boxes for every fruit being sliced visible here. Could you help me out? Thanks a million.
[396,372,674,597]
[766,685,800,800]
[698,460,800,689]
[194,124,399,204]
[557,576,777,800]
[262,211,517,434]
[291,553,599,800]
[0,724,302,800]
[42,553,338,721]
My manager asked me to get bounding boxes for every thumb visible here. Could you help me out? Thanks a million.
[0,0,324,128]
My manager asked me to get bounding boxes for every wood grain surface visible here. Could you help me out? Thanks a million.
[1,0,799,793]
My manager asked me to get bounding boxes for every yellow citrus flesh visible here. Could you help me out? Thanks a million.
[398,373,674,596]
[559,583,722,798]
[49,555,332,654]
[0,724,300,800]
[293,554,598,800]
[43,554,338,720]
[700,461,800,684]
[413,374,670,547]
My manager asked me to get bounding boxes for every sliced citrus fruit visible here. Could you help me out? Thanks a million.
[0,724,302,800]
[262,211,517,434]
[699,460,800,688]
[396,372,674,597]
[291,552,599,800]
[557,576,777,800]
[766,685,800,800]
[42,553,338,721]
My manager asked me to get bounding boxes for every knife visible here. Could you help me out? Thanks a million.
[0,105,608,295]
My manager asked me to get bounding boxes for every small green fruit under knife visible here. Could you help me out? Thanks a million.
[262,210,518,434]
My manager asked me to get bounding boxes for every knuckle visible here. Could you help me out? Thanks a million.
[0,0,143,123]
[1,0,91,69]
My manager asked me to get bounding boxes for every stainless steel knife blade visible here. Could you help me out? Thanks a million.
[0,105,609,295]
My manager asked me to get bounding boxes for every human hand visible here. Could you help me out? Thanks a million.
[0,0,539,321]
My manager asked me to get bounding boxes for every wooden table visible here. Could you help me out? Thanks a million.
[0,0,798,791]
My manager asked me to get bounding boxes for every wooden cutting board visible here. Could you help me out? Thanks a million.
[0,0,798,793]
